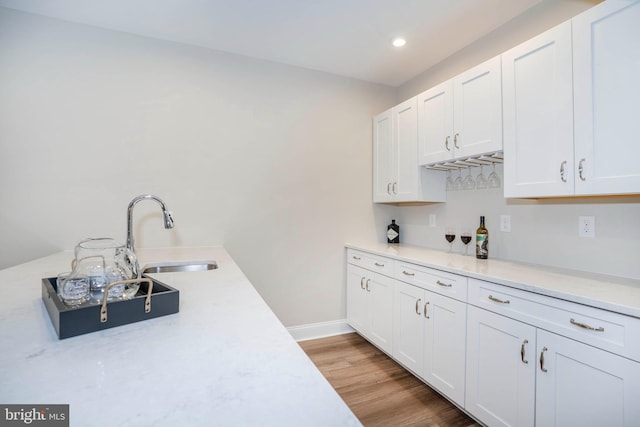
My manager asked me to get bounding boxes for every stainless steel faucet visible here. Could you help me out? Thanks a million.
[126,194,174,254]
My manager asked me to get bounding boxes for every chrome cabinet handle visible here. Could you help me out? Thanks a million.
[392,182,397,194]
[374,262,385,267]
[578,158,586,181]
[540,347,548,372]
[560,161,567,183]
[415,298,422,315]
[352,255,361,261]
[570,318,604,332]
[365,279,371,292]
[454,133,460,149]
[436,280,452,288]
[445,136,451,151]
[488,295,510,304]
[521,339,529,364]
[402,270,415,276]
[360,277,365,290]
[423,301,430,319]
[387,182,392,195]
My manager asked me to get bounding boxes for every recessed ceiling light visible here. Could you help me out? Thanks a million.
[392,38,407,48]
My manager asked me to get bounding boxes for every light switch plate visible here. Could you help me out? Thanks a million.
[579,216,595,237]
[428,214,436,227]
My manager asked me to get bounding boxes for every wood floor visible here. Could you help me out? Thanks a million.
[299,333,481,427]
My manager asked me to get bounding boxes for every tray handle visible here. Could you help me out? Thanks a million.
[100,278,154,323]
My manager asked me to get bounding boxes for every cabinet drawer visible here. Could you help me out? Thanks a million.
[468,278,640,362]
[395,262,468,302]
[346,249,394,277]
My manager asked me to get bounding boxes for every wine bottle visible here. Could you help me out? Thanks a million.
[387,219,400,244]
[476,216,488,259]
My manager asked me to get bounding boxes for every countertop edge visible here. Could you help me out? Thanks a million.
[345,242,640,319]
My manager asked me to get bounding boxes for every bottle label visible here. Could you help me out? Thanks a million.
[387,229,399,240]
[476,235,488,258]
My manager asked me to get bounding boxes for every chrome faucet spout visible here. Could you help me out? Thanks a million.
[126,194,174,254]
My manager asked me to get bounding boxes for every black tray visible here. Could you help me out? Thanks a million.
[42,275,179,339]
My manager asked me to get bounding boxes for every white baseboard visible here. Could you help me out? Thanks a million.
[288,319,355,342]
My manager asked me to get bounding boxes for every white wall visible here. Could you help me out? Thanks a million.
[0,8,396,326]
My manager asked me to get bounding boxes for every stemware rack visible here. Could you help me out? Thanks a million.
[424,151,503,171]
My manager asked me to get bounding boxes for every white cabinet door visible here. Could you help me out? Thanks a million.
[347,264,394,354]
[418,81,454,164]
[502,21,574,198]
[373,109,394,202]
[423,291,467,407]
[367,271,394,354]
[466,306,536,427]
[573,0,640,195]
[453,56,503,159]
[535,329,640,427]
[346,264,369,335]
[393,281,425,375]
[393,97,421,202]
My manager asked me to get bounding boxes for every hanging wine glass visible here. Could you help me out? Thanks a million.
[488,163,501,188]
[446,170,455,191]
[463,167,475,190]
[475,165,488,189]
[453,169,463,191]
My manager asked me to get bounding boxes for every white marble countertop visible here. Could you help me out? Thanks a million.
[346,242,640,319]
[0,247,361,427]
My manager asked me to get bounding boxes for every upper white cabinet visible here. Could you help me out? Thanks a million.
[418,56,503,165]
[503,21,574,198]
[504,0,640,197]
[373,97,445,203]
[572,0,640,195]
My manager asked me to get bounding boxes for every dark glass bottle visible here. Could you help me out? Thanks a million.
[476,216,488,259]
[387,219,400,244]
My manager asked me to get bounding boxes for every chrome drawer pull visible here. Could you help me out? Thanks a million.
[360,277,365,290]
[540,347,548,373]
[445,136,450,151]
[402,270,415,276]
[560,161,567,183]
[453,133,460,149]
[424,301,430,319]
[436,280,452,287]
[415,298,422,315]
[570,318,604,332]
[365,279,371,292]
[521,339,529,364]
[352,255,361,261]
[374,262,385,267]
[488,295,510,304]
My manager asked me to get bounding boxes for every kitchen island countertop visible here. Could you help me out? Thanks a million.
[0,247,361,427]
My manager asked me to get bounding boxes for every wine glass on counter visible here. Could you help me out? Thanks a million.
[445,227,456,252]
[460,228,472,256]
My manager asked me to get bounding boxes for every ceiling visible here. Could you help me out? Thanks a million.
[0,0,548,87]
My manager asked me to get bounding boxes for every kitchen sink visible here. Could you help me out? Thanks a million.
[142,260,218,274]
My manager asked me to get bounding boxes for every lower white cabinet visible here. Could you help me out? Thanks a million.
[346,263,393,354]
[347,247,640,427]
[535,329,640,427]
[466,306,536,427]
[393,281,466,406]
[466,304,640,427]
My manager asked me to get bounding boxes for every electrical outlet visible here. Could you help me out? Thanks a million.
[428,214,436,227]
[500,215,511,232]
[579,216,595,237]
